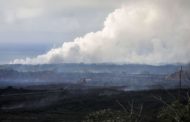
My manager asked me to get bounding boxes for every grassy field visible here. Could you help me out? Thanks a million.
[0,87,189,122]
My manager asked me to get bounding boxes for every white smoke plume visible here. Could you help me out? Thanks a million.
[11,0,190,65]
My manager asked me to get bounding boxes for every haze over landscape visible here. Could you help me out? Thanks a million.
[0,0,189,97]
[1,1,190,122]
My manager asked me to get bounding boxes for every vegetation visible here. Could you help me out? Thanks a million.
[83,104,143,122]
[82,91,190,122]
[1,87,190,122]
[158,96,190,122]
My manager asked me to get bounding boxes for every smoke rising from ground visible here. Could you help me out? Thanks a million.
[12,0,190,65]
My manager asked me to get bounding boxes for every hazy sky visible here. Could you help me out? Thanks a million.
[0,0,125,64]
[1,0,190,65]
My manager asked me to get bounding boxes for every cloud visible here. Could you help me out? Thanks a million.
[0,0,118,43]
[11,0,190,65]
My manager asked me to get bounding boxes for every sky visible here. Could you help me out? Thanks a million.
[0,0,190,65]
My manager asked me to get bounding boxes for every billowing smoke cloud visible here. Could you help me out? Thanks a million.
[11,0,190,65]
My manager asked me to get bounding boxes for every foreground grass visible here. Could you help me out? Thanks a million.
[0,88,190,122]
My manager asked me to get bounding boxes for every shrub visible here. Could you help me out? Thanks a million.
[158,96,190,122]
